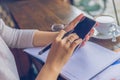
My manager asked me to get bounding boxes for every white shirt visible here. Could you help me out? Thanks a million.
[0,19,36,80]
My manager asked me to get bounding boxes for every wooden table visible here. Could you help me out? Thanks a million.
[7,0,82,31]
[6,0,120,79]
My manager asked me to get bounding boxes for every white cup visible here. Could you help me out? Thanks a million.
[95,15,116,35]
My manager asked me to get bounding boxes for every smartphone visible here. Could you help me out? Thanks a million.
[73,16,97,39]
[38,16,97,55]
[71,16,97,51]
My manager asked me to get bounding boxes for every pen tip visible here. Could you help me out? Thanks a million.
[38,51,43,55]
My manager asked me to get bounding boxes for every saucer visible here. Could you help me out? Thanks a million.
[92,28,120,39]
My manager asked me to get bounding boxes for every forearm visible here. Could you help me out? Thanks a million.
[0,19,35,48]
[33,30,59,47]
[36,64,60,80]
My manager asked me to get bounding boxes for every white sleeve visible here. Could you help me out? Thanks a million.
[0,19,37,48]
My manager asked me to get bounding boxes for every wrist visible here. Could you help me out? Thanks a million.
[44,63,61,75]
[36,63,61,80]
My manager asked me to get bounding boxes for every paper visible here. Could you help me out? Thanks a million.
[24,41,120,80]
[92,58,120,80]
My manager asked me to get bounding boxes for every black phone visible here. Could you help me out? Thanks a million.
[73,16,97,39]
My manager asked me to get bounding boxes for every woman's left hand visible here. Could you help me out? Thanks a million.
[64,13,95,47]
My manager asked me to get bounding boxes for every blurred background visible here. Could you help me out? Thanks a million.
[0,0,120,80]
[0,0,120,27]
[72,0,120,25]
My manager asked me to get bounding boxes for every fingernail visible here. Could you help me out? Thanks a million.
[73,33,77,35]
[86,36,90,41]
[81,42,85,47]
[91,29,94,32]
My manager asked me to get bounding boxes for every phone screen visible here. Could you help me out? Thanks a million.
[73,17,96,39]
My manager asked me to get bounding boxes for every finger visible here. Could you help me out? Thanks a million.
[69,14,84,27]
[70,39,82,51]
[81,34,90,47]
[62,36,71,48]
[95,22,99,27]
[85,35,90,41]
[67,33,79,42]
[82,39,88,47]
[89,28,94,36]
[64,33,79,47]
[80,41,86,47]
[90,28,94,33]
[56,30,66,40]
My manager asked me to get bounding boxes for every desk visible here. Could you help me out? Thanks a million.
[6,0,120,79]
[7,0,82,31]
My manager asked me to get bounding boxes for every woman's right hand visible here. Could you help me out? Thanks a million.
[36,30,82,80]
[46,30,82,75]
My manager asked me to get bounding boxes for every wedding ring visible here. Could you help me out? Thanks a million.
[67,39,73,44]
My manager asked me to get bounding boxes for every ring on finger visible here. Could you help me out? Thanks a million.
[67,39,73,44]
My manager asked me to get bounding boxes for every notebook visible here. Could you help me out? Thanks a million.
[24,41,120,80]
[92,59,120,80]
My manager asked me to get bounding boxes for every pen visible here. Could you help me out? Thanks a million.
[38,30,74,55]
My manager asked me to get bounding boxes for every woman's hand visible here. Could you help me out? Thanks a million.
[64,13,95,47]
[46,30,82,72]
[36,30,82,80]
